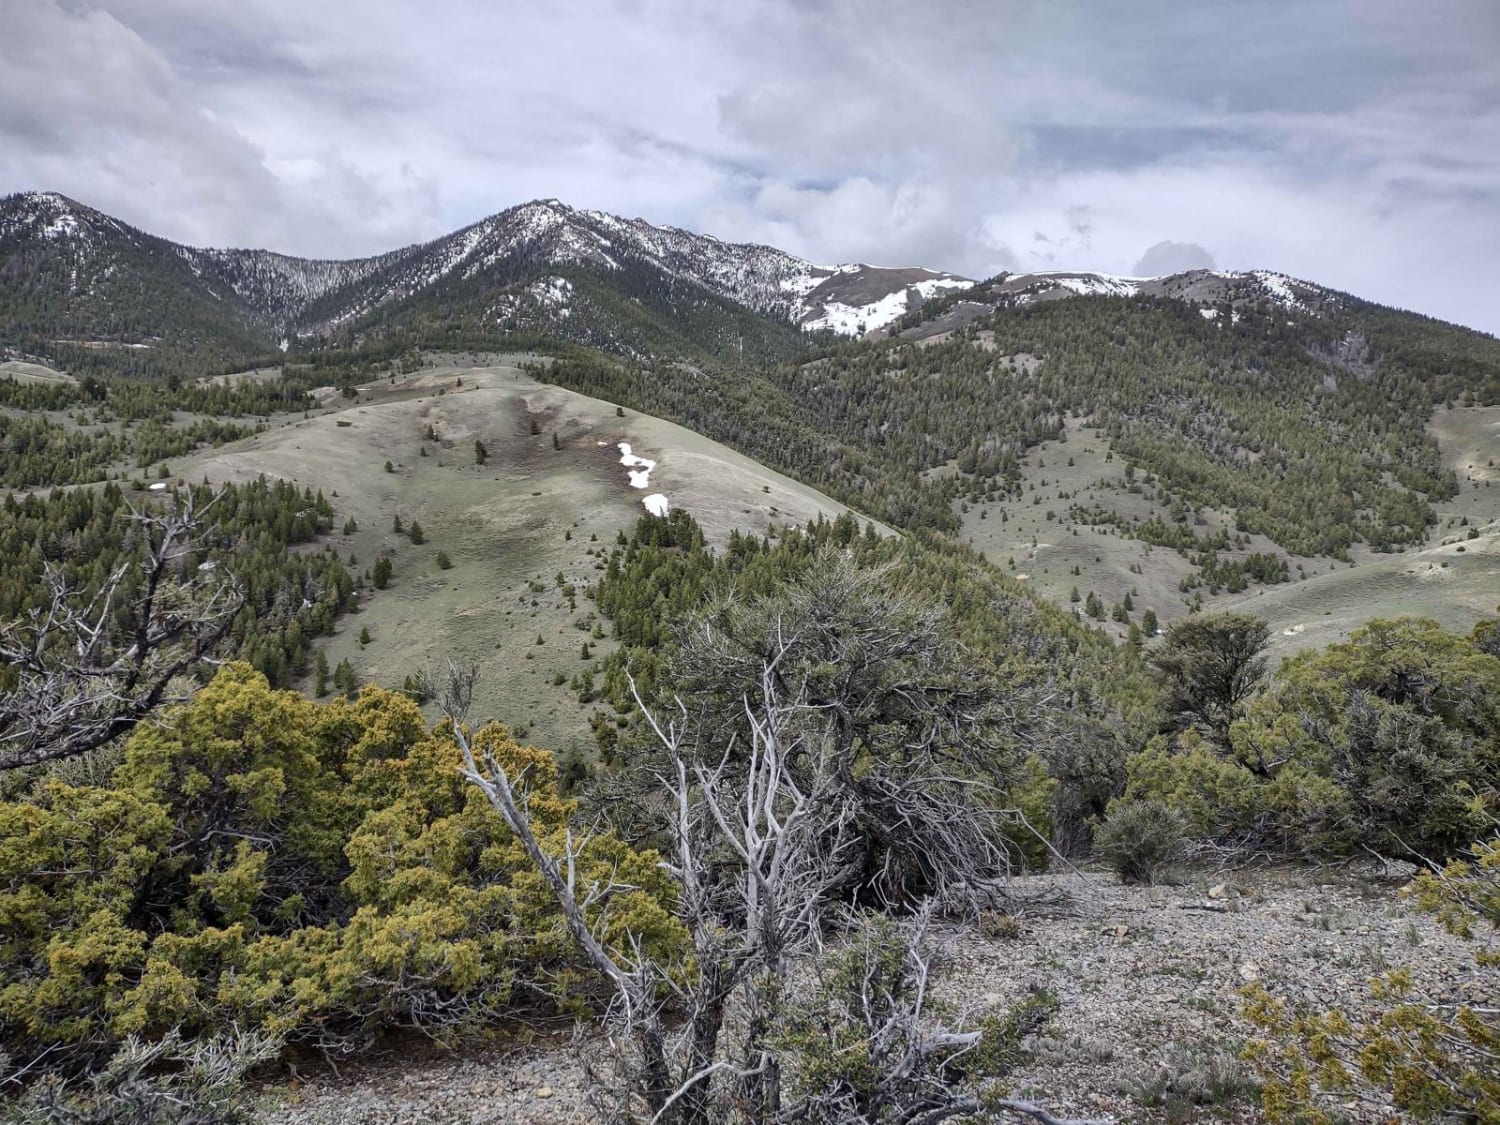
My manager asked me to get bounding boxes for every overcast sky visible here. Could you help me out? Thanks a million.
[3,0,1497,332]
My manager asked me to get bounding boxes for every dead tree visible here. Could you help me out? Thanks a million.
[0,494,242,771]
[449,647,1108,1125]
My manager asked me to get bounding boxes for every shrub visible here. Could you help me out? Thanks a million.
[1123,1043,1259,1114]
[0,665,683,1078]
[1094,799,1184,884]
[1123,733,1349,856]
[0,1026,279,1125]
[1244,833,1500,1121]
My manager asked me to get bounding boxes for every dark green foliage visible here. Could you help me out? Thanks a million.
[435,550,452,570]
[408,520,424,545]
[1260,618,1500,862]
[0,478,349,691]
[587,509,1158,858]
[1124,617,1500,862]
[474,440,487,464]
[1150,612,1270,747]
[372,556,392,590]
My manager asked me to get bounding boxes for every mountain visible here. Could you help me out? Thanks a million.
[0,192,973,375]
[882,267,1349,341]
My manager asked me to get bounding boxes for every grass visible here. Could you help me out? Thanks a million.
[959,407,1500,659]
[178,355,876,755]
[0,359,76,385]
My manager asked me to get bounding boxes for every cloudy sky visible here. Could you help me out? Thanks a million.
[3,0,1497,331]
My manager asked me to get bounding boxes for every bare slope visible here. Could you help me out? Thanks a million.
[177,356,877,751]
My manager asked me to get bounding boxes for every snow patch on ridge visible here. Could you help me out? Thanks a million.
[1030,271,1146,297]
[618,442,656,489]
[802,275,973,335]
[618,443,670,515]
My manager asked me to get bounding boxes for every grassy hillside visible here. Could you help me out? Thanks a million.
[956,406,1500,656]
[175,355,878,751]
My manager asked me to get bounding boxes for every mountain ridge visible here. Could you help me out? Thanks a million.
[3,189,1492,382]
[0,191,978,369]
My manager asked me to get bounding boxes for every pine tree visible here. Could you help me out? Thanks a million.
[436,550,452,570]
[314,650,330,697]
[474,440,487,465]
[408,520,424,545]
[333,657,356,696]
[373,556,392,589]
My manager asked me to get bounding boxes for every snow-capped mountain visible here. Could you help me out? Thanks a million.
[888,266,1344,341]
[2,190,1363,378]
[266,198,973,340]
[0,191,979,370]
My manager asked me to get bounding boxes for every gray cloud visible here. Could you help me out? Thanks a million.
[1134,241,1216,276]
[1,0,1497,330]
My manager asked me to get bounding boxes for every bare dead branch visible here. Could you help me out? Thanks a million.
[0,493,243,771]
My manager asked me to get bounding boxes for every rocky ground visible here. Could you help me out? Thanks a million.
[253,863,1489,1124]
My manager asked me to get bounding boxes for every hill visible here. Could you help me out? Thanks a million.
[171,353,880,751]
[4,191,1500,647]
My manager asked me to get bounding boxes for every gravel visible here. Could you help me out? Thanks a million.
[253,863,1490,1124]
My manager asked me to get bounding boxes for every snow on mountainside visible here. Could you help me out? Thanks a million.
[992,267,1335,311]
[893,266,1344,341]
[799,266,973,334]
[2,189,1360,373]
[283,199,975,338]
[0,191,973,345]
